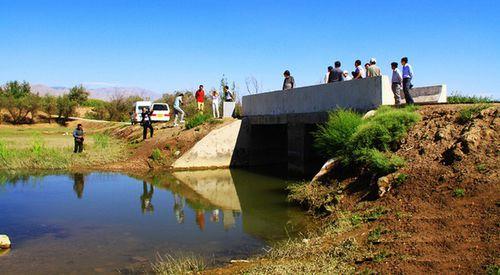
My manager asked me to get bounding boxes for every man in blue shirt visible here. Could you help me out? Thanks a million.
[73,123,84,153]
[401,57,415,104]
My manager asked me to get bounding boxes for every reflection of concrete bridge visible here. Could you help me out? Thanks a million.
[173,76,446,175]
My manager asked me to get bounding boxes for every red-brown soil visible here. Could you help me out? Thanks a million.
[207,104,499,274]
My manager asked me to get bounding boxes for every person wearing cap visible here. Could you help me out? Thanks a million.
[73,123,84,153]
[391,62,403,105]
[401,57,415,104]
[367,58,381,77]
[328,61,344,82]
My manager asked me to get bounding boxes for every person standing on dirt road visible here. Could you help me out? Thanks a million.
[195,85,205,113]
[73,123,84,153]
[141,107,154,140]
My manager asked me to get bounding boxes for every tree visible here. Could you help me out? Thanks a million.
[42,95,57,123]
[108,93,143,122]
[3,81,31,99]
[68,85,90,105]
[245,76,262,95]
[1,81,41,124]
[57,94,77,122]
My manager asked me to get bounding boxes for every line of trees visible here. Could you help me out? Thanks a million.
[0,81,90,124]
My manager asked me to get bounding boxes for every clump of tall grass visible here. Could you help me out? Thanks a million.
[313,106,420,176]
[0,140,9,160]
[457,103,492,124]
[151,253,206,274]
[92,133,110,149]
[185,113,211,130]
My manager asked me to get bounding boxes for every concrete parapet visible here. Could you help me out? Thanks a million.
[408,84,447,103]
[242,76,394,116]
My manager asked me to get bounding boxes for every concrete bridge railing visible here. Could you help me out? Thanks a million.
[242,76,395,116]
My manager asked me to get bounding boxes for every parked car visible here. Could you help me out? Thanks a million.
[150,103,171,122]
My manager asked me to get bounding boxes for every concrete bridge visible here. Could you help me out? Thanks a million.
[173,76,446,175]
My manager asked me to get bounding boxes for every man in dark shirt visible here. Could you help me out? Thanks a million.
[141,107,154,140]
[328,61,344,82]
[73,123,84,153]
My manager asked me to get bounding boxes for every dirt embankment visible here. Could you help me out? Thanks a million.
[100,119,235,172]
[208,104,499,274]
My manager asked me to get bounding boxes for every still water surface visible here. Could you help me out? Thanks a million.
[0,169,309,273]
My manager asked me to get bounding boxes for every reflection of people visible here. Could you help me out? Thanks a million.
[173,194,185,224]
[210,209,220,222]
[140,181,154,213]
[72,173,85,199]
[195,210,205,231]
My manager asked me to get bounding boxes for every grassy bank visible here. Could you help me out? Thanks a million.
[0,123,126,170]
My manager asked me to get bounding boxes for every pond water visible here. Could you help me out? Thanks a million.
[0,168,309,274]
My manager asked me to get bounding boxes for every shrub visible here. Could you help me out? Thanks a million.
[350,122,392,151]
[68,85,90,105]
[354,148,405,175]
[31,135,45,156]
[453,188,465,197]
[151,148,164,161]
[56,94,77,121]
[185,113,211,129]
[313,109,363,158]
[458,104,492,123]
[93,134,109,149]
[313,106,419,176]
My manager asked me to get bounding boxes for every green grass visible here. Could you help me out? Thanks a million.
[313,106,420,176]
[394,173,409,186]
[476,163,487,173]
[458,104,492,123]
[367,226,386,244]
[185,113,211,130]
[0,129,125,170]
[486,264,500,275]
[453,188,465,197]
[150,148,164,161]
[448,92,493,104]
[151,253,206,275]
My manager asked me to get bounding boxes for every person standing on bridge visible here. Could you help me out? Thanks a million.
[325,66,333,83]
[328,61,344,82]
[401,57,415,104]
[282,70,295,90]
[141,107,154,140]
[352,60,365,79]
[195,85,205,113]
[391,62,403,105]
[367,58,381,77]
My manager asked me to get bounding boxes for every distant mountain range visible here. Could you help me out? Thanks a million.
[31,84,162,101]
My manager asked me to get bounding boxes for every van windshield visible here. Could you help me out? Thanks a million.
[138,106,150,111]
[152,104,168,111]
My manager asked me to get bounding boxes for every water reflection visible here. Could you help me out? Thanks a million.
[71,173,85,199]
[140,181,155,213]
[0,169,310,273]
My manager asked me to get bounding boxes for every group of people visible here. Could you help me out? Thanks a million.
[282,56,415,104]
[193,84,235,118]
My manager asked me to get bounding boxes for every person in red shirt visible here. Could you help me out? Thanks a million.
[195,85,205,113]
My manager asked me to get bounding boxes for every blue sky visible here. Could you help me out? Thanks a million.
[1,0,499,98]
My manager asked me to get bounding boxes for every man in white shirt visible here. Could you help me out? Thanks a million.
[391,62,403,105]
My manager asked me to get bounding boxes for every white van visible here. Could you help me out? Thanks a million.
[132,101,152,124]
[132,101,171,124]
[150,103,171,122]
